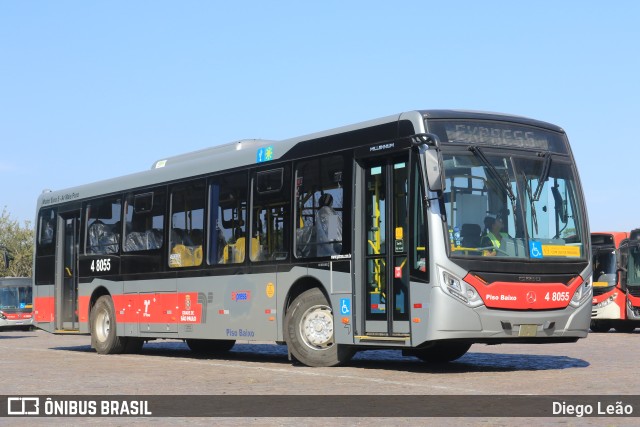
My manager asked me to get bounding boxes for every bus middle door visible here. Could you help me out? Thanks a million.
[358,153,411,339]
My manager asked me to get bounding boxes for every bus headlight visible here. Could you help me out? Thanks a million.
[570,276,592,308]
[440,269,483,308]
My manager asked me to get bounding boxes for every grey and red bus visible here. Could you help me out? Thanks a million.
[618,228,640,331]
[33,110,592,367]
[590,232,634,332]
[0,277,33,329]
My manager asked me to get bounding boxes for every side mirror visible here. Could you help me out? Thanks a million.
[415,133,444,192]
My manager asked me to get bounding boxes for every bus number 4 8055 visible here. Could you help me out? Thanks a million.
[91,259,111,273]
[545,291,570,302]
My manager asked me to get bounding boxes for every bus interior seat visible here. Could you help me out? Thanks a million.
[189,229,203,245]
[124,230,163,251]
[88,220,119,254]
[461,223,482,248]
[171,228,194,246]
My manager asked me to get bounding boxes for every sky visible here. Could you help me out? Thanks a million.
[1,2,639,234]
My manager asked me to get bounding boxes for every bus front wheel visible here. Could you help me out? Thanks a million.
[90,295,127,354]
[284,288,354,367]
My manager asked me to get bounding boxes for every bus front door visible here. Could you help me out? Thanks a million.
[360,155,410,338]
[57,212,80,331]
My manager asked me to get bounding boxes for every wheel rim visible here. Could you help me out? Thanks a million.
[95,309,110,342]
[299,304,334,350]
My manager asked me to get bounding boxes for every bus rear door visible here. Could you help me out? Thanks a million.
[58,211,80,331]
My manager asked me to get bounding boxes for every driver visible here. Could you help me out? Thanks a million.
[481,215,509,256]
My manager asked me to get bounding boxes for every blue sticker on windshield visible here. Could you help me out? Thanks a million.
[529,241,543,259]
[256,146,274,163]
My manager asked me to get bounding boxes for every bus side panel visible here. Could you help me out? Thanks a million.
[328,267,353,345]
[78,295,91,332]
[34,285,55,332]
[406,280,431,347]
[171,272,279,342]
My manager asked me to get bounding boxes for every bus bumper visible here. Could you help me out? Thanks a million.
[0,317,33,329]
[425,287,590,343]
[591,301,621,320]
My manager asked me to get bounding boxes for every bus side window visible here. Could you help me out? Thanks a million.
[85,197,121,255]
[252,166,290,262]
[209,171,248,265]
[294,155,345,259]
[123,190,165,253]
[37,208,57,257]
[169,180,205,268]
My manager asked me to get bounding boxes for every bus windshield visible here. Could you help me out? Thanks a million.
[592,248,617,286]
[627,243,640,288]
[0,284,32,311]
[441,149,585,260]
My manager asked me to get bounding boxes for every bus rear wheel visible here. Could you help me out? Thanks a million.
[413,342,471,363]
[90,295,127,354]
[284,288,354,367]
[186,339,236,353]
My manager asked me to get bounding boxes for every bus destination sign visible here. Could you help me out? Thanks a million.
[434,120,568,153]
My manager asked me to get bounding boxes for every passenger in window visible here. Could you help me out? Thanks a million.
[481,215,509,256]
[316,193,342,256]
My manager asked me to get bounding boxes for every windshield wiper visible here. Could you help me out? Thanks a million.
[532,152,551,201]
[468,146,516,203]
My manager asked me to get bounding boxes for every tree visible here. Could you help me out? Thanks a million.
[0,208,33,277]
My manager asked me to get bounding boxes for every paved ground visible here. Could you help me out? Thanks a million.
[0,328,638,426]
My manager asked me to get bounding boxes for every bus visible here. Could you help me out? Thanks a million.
[0,277,33,329]
[619,228,640,331]
[590,232,632,332]
[33,110,592,367]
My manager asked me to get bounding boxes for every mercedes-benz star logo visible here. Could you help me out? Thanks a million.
[526,291,537,304]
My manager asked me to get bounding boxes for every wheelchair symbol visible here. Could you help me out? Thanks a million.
[529,241,543,259]
[340,298,351,315]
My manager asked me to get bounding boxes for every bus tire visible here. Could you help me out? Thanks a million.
[186,339,235,353]
[413,342,471,363]
[590,320,610,333]
[90,295,127,354]
[284,288,354,367]
[614,324,636,333]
